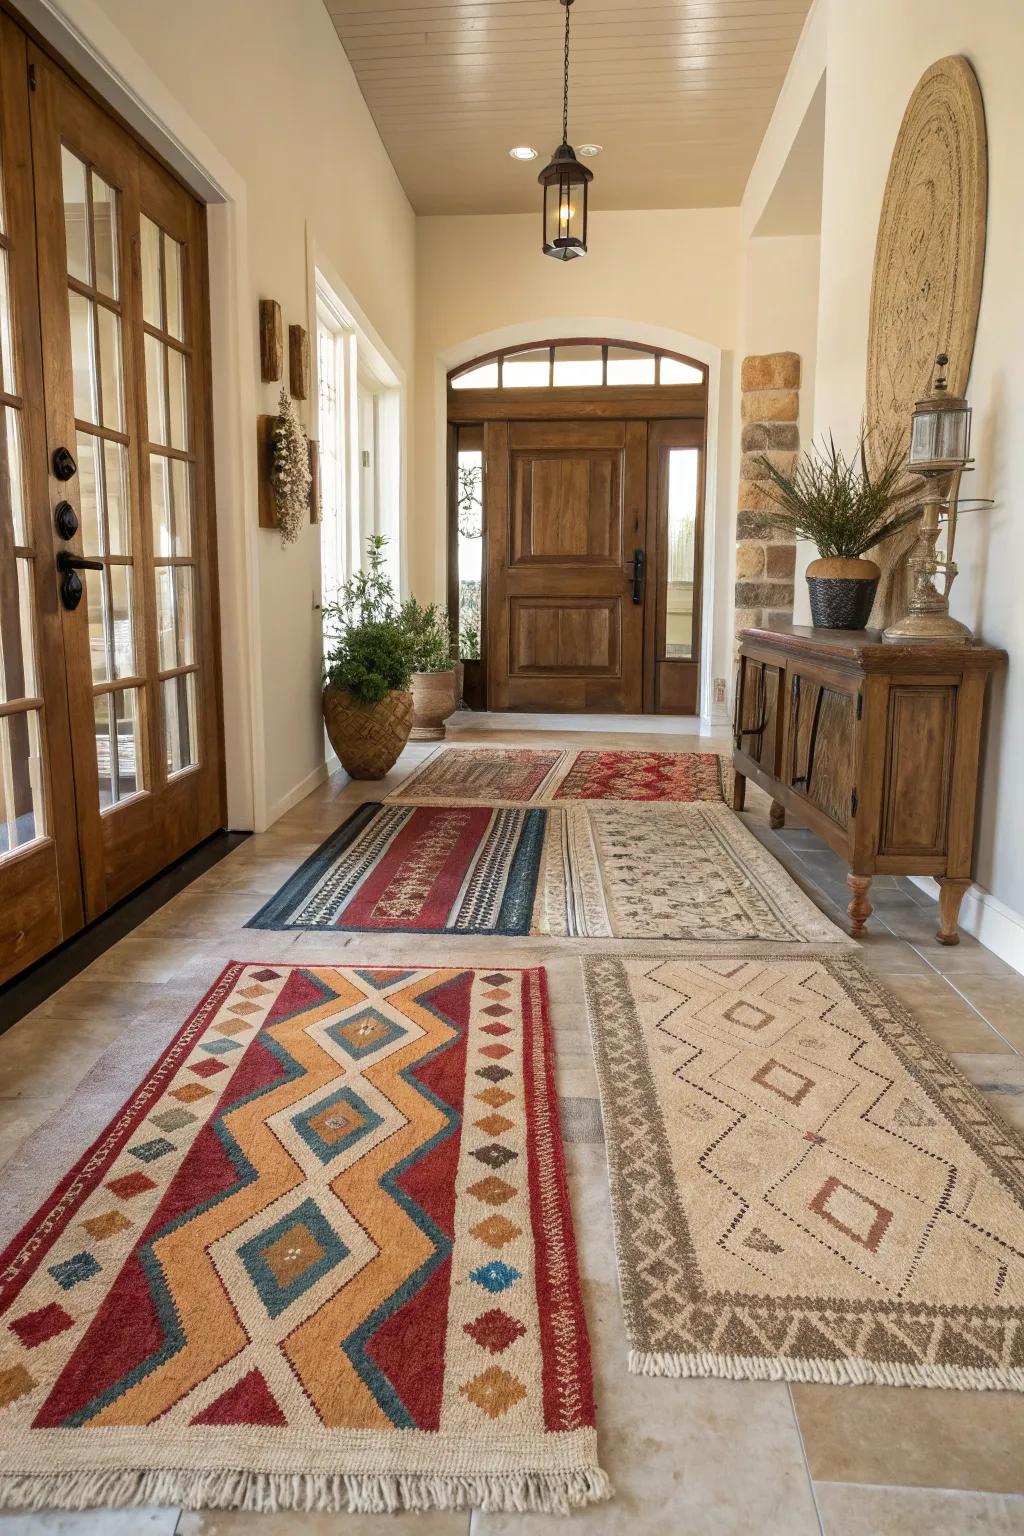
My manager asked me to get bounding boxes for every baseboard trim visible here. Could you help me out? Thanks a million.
[910,876,1024,978]
[265,762,329,828]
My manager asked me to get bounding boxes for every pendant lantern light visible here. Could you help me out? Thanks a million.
[539,0,592,260]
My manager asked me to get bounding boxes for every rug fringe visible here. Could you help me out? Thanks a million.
[628,1348,1024,1392]
[0,1466,613,1516]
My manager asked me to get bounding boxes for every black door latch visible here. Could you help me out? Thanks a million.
[629,548,645,604]
[57,549,103,611]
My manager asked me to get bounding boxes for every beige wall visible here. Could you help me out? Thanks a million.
[60,0,416,825]
[414,207,741,714]
[807,0,1024,948]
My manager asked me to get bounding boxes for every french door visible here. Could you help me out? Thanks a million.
[0,19,223,984]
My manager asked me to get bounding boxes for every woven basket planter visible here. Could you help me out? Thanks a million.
[410,669,457,741]
[322,685,413,780]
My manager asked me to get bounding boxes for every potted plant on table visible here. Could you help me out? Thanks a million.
[754,434,920,630]
[401,597,459,740]
[322,535,414,779]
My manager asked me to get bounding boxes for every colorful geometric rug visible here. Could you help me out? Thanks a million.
[387,746,730,807]
[0,964,608,1514]
[247,804,545,935]
[247,802,843,944]
[535,804,845,943]
[551,749,726,802]
[585,951,1024,1391]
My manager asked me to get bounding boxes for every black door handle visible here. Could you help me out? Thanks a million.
[57,551,103,612]
[629,548,645,604]
[57,551,104,573]
[52,446,77,481]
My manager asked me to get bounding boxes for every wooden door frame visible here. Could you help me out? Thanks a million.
[448,388,708,715]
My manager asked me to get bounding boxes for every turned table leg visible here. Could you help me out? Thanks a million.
[769,798,786,830]
[732,771,747,812]
[846,874,873,936]
[936,877,971,946]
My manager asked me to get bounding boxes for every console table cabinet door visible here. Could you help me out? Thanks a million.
[877,683,957,864]
[735,653,785,780]
[783,668,858,845]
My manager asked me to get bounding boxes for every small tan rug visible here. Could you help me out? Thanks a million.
[534,804,846,943]
[585,952,1024,1390]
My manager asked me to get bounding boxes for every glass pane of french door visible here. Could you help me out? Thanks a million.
[60,145,148,810]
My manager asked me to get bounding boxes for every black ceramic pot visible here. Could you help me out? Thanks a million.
[806,575,879,630]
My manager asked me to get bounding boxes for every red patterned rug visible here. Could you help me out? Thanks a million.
[0,964,607,1515]
[553,750,726,802]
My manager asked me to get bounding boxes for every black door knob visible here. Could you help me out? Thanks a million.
[56,551,103,573]
[54,500,79,539]
[52,446,77,481]
[61,569,84,610]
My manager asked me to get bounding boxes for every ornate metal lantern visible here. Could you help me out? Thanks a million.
[539,0,592,260]
[884,355,975,645]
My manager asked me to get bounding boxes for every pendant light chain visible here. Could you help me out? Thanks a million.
[562,0,571,145]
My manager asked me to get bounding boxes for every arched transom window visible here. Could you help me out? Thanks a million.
[450,339,704,390]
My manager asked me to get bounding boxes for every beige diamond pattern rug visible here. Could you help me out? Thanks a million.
[585,951,1024,1390]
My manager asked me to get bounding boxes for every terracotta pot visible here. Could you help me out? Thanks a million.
[410,669,457,740]
[806,556,880,631]
[322,685,412,780]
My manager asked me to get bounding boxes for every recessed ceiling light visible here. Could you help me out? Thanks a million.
[577,143,603,158]
[508,145,538,161]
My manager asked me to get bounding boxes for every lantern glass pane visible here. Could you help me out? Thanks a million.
[909,406,970,465]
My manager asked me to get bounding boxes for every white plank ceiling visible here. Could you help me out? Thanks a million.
[323,0,812,215]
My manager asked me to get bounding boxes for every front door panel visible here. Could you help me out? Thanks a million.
[486,419,647,711]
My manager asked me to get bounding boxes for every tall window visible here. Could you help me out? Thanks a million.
[315,273,402,601]
[317,316,346,606]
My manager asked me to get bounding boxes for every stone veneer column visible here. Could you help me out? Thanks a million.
[735,352,800,644]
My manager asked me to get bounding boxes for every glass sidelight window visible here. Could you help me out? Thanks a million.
[141,213,199,779]
[664,448,700,659]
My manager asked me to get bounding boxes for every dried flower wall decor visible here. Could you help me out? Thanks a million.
[270,387,311,545]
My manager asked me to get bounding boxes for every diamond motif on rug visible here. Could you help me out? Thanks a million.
[464,1308,528,1355]
[472,1143,517,1169]
[292,1085,384,1164]
[470,1215,521,1250]
[460,1365,527,1419]
[471,1260,521,1294]
[468,1175,517,1207]
[9,1304,74,1349]
[238,1197,350,1319]
[326,1007,406,1060]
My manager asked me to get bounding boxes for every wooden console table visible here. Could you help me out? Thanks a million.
[733,625,1006,943]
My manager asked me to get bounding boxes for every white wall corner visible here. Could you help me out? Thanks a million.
[740,0,828,239]
[911,877,1024,979]
[265,761,330,830]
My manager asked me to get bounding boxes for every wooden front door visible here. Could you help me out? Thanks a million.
[0,20,223,984]
[485,419,647,711]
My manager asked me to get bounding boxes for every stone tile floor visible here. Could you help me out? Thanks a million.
[1,717,1022,1534]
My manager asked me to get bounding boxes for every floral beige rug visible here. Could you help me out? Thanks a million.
[585,951,1024,1390]
[0,963,608,1514]
[534,804,845,943]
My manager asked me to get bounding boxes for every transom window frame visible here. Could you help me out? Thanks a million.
[449,337,707,392]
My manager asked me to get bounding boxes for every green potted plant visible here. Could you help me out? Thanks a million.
[401,597,458,740]
[322,534,414,779]
[754,434,920,630]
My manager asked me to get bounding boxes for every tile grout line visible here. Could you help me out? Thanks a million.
[813,1478,1024,1501]
[785,1382,827,1536]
